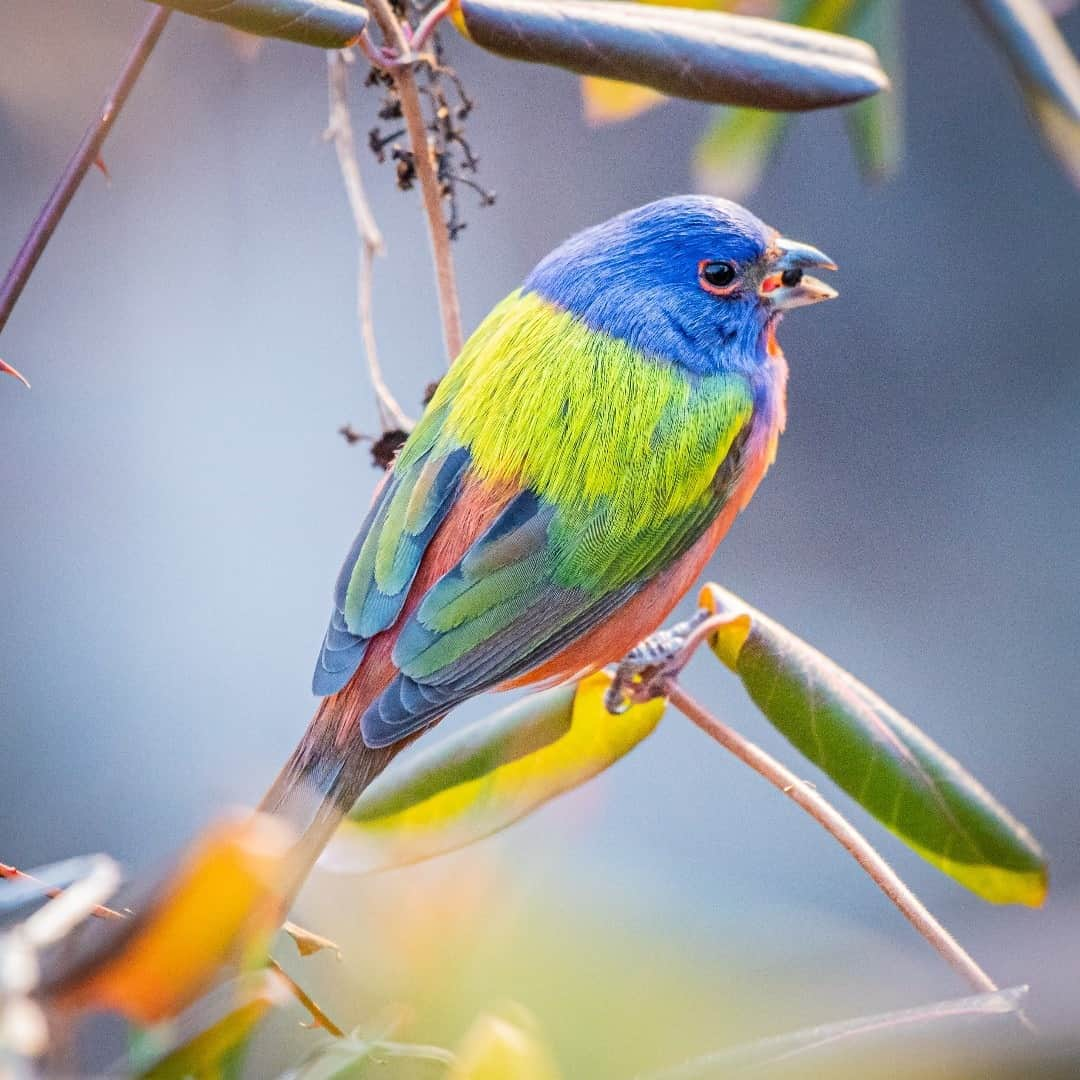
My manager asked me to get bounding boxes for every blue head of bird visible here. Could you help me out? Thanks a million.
[523,195,837,377]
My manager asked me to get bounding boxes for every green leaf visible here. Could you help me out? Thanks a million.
[700,584,1047,907]
[643,985,1029,1078]
[293,1035,455,1079]
[333,672,664,872]
[967,0,1080,187]
[693,107,790,198]
[843,0,904,180]
[148,0,369,48]
[134,971,290,1080]
[451,0,889,111]
[689,1,875,197]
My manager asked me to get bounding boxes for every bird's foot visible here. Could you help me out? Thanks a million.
[604,609,712,714]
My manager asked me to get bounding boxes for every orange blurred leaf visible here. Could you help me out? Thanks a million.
[47,811,296,1024]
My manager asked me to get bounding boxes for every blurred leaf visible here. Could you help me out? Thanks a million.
[690,1,874,196]
[645,985,1029,1078]
[581,76,668,124]
[451,1006,560,1080]
[451,0,888,111]
[967,0,1080,186]
[282,921,341,960]
[843,0,904,180]
[694,107,789,197]
[292,1034,455,1078]
[135,970,290,1080]
[332,672,664,873]
[44,811,296,1023]
[147,0,369,48]
[700,584,1048,906]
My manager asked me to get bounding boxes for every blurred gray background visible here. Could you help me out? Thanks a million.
[2,0,1079,1070]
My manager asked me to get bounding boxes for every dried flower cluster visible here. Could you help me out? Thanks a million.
[365,5,494,241]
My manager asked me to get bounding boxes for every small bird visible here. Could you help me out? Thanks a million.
[261,195,836,875]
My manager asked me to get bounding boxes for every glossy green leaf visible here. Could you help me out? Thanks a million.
[451,0,889,111]
[700,584,1047,906]
[146,0,369,48]
[332,672,664,872]
[967,0,1080,186]
[843,0,904,180]
[579,1,740,124]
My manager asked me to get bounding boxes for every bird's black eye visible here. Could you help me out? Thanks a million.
[700,260,737,290]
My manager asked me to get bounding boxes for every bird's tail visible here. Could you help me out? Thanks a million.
[258,670,410,903]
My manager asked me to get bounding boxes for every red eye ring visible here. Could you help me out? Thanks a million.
[699,259,739,295]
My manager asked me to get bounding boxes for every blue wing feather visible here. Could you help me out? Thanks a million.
[311,446,470,696]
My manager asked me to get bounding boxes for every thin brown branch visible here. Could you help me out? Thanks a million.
[267,958,345,1037]
[410,1,454,52]
[664,683,1004,998]
[0,7,171,351]
[0,862,126,922]
[325,50,413,431]
[366,0,464,363]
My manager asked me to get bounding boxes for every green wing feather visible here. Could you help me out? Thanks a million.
[342,290,756,747]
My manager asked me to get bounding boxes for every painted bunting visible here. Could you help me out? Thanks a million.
[261,195,836,870]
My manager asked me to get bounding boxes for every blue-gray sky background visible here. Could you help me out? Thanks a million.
[2,2,1078,1072]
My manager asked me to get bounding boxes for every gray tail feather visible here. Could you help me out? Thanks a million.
[258,698,403,904]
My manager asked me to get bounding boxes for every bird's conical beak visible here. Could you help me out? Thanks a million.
[760,237,838,311]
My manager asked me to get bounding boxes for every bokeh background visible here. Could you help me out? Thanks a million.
[2,2,1079,1074]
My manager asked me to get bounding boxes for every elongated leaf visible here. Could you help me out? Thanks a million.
[42,812,296,1023]
[134,971,289,1080]
[694,107,790,198]
[451,0,889,111]
[700,584,1047,906]
[645,985,1029,1078]
[147,0,369,48]
[293,1035,455,1078]
[967,0,1080,186]
[579,0,740,123]
[331,672,664,872]
[843,0,904,180]
[690,2,867,196]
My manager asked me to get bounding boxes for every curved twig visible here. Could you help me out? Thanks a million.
[0,7,171,348]
[325,50,413,431]
[666,683,1008,1002]
[366,0,464,363]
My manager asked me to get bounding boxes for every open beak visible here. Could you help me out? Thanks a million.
[760,237,838,311]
